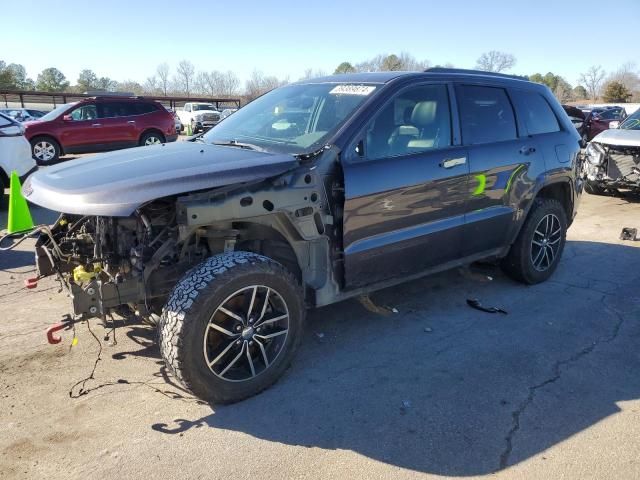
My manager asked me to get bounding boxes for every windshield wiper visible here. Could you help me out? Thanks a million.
[212,140,264,151]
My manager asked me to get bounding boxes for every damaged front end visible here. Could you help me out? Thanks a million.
[584,141,640,192]
[35,198,206,320]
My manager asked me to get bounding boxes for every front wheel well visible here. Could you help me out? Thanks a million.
[535,182,572,223]
[29,134,64,155]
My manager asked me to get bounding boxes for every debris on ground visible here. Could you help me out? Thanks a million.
[466,298,508,315]
[458,266,494,283]
[358,294,394,316]
[620,227,638,241]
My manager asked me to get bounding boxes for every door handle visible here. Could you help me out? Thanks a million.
[127,120,136,124]
[91,123,102,127]
[519,146,536,155]
[440,157,467,169]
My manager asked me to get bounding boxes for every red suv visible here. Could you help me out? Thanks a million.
[24,97,178,163]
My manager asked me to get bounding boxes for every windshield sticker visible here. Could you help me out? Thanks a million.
[329,85,376,96]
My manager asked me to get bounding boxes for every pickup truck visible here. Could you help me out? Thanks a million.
[177,102,221,133]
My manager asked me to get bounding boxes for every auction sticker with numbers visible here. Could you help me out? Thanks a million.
[329,85,376,96]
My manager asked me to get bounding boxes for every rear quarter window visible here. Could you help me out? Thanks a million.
[512,90,560,135]
[455,85,517,145]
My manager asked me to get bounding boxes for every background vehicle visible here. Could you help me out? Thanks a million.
[584,108,640,195]
[0,112,36,208]
[24,97,178,164]
[582,106,627,144]
[166,107,183,134]
[562,104,587,145]
[0,108,47,122]
[26,69,581,403]
[177,102,221,133]
[220,108,237,120]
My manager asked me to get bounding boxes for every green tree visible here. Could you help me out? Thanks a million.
[381,54,403,71]
[334,62,356,74]
[6,64,34,90]
[96,77,116,91]
[602,81,632,103]
[573,85,588,99]
[76,69,98,92]
[36,67,69,92]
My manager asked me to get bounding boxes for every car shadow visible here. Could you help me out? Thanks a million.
[145,239,640,475]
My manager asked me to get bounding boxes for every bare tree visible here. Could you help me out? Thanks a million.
[175,60,195,96]
[300,68,326,80]
[475,51,516,72]
[156,62,170,96]
[579,65,606,101]
[245,70,286,101]
[143,75,160,94]
[220,71,240,97]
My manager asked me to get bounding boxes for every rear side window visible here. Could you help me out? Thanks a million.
[512,90,560,135]
[100,102,138,118]
[136,103,157,114]
[456,85,517,145]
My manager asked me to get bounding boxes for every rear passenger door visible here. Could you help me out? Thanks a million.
[456,84,545,256]
[342,83,469,288]
[98,102,139,147]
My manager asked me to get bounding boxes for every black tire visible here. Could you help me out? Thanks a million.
[0,174,6,210]
[140,131,165,146]
[501,198,567,284]
[30,136,60,164]
[159,251,305,404]
[585,180,607,196]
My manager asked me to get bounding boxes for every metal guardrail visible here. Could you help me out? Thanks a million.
[0,89,241,110]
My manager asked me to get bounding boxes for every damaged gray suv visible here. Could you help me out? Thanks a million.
[25,68,583,403]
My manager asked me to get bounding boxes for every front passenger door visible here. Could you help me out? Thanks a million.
[342,83,469,288]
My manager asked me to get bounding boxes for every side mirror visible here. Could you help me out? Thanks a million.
[62,114,73,121]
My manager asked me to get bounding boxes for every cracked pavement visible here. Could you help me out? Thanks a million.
[1,192,639,480]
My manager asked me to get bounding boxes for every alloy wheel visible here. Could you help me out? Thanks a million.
[144,136,162,145]
[530,213,562,272]
[33,141,56,162]
[203,285,290,382]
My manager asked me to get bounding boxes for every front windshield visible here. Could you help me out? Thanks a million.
[193,104,216,111]
[202,83,377,154]
[619,109,640,130]
[39,103,76,122]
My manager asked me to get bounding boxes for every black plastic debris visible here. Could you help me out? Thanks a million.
[466,298,508,315]
[620,227,638,241]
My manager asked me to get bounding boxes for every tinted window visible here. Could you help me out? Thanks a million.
[70,104,97,121]
[136,103,157,114]
[365,84,451,160]
[100,102,138,118]
[599,109,624,120]
[456,85,517,145]
[513,90,560,135]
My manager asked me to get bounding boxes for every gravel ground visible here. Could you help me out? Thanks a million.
[0,191,639,480]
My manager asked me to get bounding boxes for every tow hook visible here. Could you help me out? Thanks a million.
[46,314,75,344]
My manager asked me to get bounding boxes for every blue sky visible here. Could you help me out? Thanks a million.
[3,0,639,87]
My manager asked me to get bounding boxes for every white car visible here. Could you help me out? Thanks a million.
[0,112,37,207]
[177,102,221,134]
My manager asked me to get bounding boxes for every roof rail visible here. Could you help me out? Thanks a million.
[425,67,528,81]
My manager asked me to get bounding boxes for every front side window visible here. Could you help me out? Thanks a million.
[203,83,377,154]
[512,90,560,135]
[70,104,97,121]
[620,109,640,130]
[364,84,452,160]
[456,85,517,145]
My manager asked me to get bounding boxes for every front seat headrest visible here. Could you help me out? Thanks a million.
[411,101,437,127]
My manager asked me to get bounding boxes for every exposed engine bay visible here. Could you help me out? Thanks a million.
[35,198,207,320]
[584,142,640,191]
[33,161,340,321]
